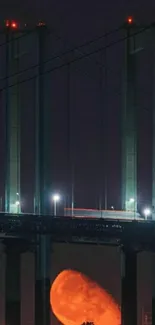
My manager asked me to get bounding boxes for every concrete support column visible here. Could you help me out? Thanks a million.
[21,252,35,325]
[5,244,21,325]
[152,253,155,325]
[35,236,51,325]
[121,248,137,325]
[152,27,155,220]
[0,243,6,325]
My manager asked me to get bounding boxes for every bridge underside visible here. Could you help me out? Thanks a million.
[0,215,153,250]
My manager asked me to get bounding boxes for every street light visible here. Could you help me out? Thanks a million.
[143,208,151,220]
[52,194,60,216]
[15,200,20,214]
[126,197,135,211]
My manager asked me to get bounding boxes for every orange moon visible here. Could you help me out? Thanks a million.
[50,269,121,325]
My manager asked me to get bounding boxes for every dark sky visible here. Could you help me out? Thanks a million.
[0,0,155,37]
[0,0,154,212]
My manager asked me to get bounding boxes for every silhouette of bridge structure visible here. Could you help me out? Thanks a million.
[0,213,154,248]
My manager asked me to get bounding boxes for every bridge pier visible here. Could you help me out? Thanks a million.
[21,251,35,325]
[152,254,155,325]
[0,243,6,325]
[4,239,31,325]
[121,248,137,325]
[5,243,21,325]
[35,236,51,325]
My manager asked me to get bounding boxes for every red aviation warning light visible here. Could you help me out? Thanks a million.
[127,16,134,24]
[5,20,10,27]
[11,21,18,29]
[5,20,18,29]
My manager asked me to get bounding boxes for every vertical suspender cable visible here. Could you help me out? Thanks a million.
[104,34,108,210]
[99,54,103,213]
[99,34,108,212]
[133,33,137,219]
[67,63,74,216]
[152,26,155,220]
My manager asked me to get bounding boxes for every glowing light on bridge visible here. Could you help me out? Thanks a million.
[37,21,46,27]
[11,21,18,29]
[127,16,134,24]
[52,194,60,202]
[52,193,61,216]
[5,20,10,27]
[5,20,18,29]
[50,269,121,325]
[143,208,151,219]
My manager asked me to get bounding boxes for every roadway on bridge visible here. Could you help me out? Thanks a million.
[0,213,154,249]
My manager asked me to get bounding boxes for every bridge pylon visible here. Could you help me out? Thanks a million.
[122,18,137,213]
[34,22,51,325]
[152,253,155,325]
[4,21,21,214]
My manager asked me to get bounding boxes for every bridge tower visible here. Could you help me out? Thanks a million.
[122,17,137,213]
[3,20,22,325]
[121,17,138,325]
[4,20,21,213]
[34,22,51,325]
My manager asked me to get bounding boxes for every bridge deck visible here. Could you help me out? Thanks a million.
[0,214,154,249]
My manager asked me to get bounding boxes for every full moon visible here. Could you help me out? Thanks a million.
[50,269,121,325]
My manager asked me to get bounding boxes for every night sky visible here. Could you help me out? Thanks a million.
[0,1,154,325]
[0,0,154,212]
